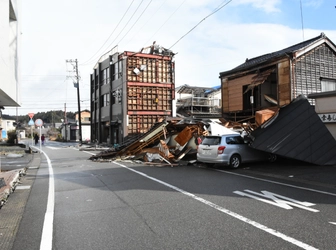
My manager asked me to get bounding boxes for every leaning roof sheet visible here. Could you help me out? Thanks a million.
[249,95,336,165]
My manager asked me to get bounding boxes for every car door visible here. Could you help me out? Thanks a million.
[229,135,255,162]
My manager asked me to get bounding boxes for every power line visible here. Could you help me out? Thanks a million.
[143,0,186,47]
[82,0,146,66]
[117,0,153,45]
[80,0,136,65]
[169,0,233,50]
[101,0,145,56]
[123,0,169,48]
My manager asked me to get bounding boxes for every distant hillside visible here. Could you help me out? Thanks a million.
[3,110,76,125]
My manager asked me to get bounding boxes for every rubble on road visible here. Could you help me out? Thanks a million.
[88,95,336,166]
[89,119,238,166]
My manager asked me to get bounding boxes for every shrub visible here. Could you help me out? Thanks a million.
[7,130,17,144]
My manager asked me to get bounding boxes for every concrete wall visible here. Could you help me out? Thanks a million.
[314,96,336,140]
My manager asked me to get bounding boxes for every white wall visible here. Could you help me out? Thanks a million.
[1,118,15,139]
[315,96,336,140]
[81,125,91,142]
[0,0,20,107]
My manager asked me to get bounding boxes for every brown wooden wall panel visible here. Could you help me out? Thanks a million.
[277,60,291,106]
[224,74,256,112]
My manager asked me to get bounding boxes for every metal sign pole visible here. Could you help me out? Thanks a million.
[39,126,42,152]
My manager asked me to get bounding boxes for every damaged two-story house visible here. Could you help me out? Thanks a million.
[219,32,336,121]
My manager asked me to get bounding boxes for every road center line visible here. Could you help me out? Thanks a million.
[113,162,318,250]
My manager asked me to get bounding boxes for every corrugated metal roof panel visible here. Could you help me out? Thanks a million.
[249,95,336,165]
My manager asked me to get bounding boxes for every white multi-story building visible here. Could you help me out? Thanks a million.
[0,0,21,110]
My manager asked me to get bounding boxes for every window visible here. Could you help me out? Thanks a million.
[320,77,336,92]
[102,93,110,106]
[106,68,110,84]
[100,94,110,107]
[114,62,119,80]
[202,136,221,145]
[101,68,109,85]
[226,136,244,145]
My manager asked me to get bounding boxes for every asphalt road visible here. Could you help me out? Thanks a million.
[9,141,336,250]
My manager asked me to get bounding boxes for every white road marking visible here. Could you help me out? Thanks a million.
[16,185,31,190]
[81,150,97,155]
[45,146,60,150]
[215,169,336,197]
[234,190,319,212]
[32,147,54,250]
[113,162,318,250]
[330,222,336,225]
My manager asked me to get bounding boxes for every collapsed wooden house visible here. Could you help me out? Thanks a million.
[89,119,207,165]
[219,32,336,122]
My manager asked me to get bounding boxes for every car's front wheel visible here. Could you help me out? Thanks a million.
[230,154,241,169]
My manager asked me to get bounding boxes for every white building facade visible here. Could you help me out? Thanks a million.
[0,0,21,109]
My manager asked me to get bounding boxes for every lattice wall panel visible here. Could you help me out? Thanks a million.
[128,115,166,134]
[127,86,172,111]
[127,57,173,83]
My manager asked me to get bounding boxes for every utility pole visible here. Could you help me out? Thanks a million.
[66,59,82,143]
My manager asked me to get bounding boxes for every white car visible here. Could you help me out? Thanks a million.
[197,134,276,168]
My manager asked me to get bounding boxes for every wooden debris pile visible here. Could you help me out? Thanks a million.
[89,120,206,166]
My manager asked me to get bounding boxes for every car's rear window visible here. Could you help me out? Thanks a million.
[201,136,221,145]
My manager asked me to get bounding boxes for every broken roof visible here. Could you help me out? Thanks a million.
[219,33,336,77]
[249,95,336,166]
[176,84,216,95]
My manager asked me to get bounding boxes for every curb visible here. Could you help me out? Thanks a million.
[0,149,38,209]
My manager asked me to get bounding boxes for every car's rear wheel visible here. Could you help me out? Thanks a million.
[230,154,241,169]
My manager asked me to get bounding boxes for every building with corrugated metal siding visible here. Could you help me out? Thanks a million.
[90,43,175,144]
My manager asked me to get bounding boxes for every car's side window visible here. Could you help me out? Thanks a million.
[226,136,236,144]
[234,136,245,144]
[226,136,244,144]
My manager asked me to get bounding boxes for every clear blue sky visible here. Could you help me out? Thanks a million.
[8,0,336,116]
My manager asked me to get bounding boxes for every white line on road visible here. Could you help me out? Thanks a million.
[33,147,55,250]
[330,222,336,225]
[215,169,336,197]
[113,162,318,250]
[45,146,60,150]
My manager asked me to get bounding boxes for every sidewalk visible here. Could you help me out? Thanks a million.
[0,148,41,250]
[0,144,38,208]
